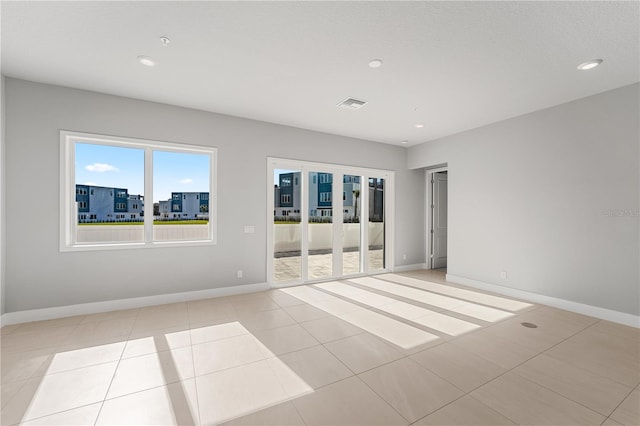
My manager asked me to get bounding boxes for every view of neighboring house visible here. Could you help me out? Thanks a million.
[75,184,209,222]
[273,172,383,221]
[157,192,209,220]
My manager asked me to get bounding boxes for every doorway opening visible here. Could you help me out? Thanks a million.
[427,167,448,270]
[267,158,394,287]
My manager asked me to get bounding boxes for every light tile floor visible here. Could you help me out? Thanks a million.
[1,269,638,425]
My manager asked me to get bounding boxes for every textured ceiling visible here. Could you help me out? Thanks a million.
[2,1,638,145]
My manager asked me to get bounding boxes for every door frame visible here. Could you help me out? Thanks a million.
[425,165,448,269]
[267,157,395,288]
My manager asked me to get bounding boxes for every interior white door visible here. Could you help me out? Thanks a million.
[431,172,448,269]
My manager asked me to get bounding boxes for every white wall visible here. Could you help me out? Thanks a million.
[409,83,640,316]
[1,75,5,316]
[3,78,424,313]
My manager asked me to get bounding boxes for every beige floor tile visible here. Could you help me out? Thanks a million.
[47,341,126,374]
[97,379,199,425]
[610,388,640,426]
[11,316,86,333]
[545,327,640,388]
[266,289,308,308]
[1,348,54,384]
[590,320,640,342]
[191,333,273,376]
[107,346,194,399]
[80,308,139,324]
[123,326,192,358]
[278,345,353,389]
[252,323,319,356]
[219,401,304,426]
[324,333,403,374]
[376,300,438,320]
[414,395,517,425]
[0,324,21,335]
[2,362,117,424]
[472,372,605,425]
[20,403,102,425]
[237,308,297,332]
[300,315,364,343]
[132,307,190,334]
[482,316,571,352]
[602,418,625,426]
[292,376,407,425]
[0,325,76,353]
[1,380,28,409]
[450,329,537,369]
[411,311,482,336]
[190,320,248,345]
[195,358,312,425]
[340,308,440,349]
[283,303,330,322]
[187,298,237,325]
[229,296,280,314]
[65,317,133,341]
[410,342,505,392]
[380,273,533,313]
[359,357,463,422]
[513,354,634,416]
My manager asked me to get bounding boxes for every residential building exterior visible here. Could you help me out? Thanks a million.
[76,185,209,222]
[76,185,144,223]
[157,192,209,220]
[274,173,381,221]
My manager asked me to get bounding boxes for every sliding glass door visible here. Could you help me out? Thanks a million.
[269,158,393,286]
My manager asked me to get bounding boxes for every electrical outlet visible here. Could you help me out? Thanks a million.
[237,270,243,279]
[501,271,507,279]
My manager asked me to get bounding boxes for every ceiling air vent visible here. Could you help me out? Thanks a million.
[337,97,367,110]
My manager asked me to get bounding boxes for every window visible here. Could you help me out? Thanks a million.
[319,174,332,184]
[320,192,332,202]
[60,131,217,251]
[281,194,291,203]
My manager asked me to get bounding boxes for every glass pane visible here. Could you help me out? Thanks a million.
[153,151,211,241]
[273,169,302,282]
[75,143,144,243]
[368,177,385,270]
[308,172,333,280]
[343,175,361,275]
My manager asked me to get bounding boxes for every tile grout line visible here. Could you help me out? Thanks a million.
[456,315,613,423]
[92,308,140,426]
[186,301,202,426]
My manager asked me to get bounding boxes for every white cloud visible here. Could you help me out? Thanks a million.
[83,181,97,186]
[179,178,193,184]
[85,163,119,173]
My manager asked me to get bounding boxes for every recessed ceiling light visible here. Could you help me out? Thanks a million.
[160,36,171,47]
[137,55,156,67]
[369,59,383,68]
[414,123,424,128]
[577,59,603,70]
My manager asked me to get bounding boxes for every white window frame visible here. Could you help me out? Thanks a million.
[60,130,217,252]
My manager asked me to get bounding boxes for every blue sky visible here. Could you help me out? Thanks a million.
[75,143,210,202]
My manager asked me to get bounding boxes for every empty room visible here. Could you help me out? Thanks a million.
[0,1,638,425]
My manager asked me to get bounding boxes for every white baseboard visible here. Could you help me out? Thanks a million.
[446,274,640,328]
[393,263,428,273]
[1,282,269,326]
